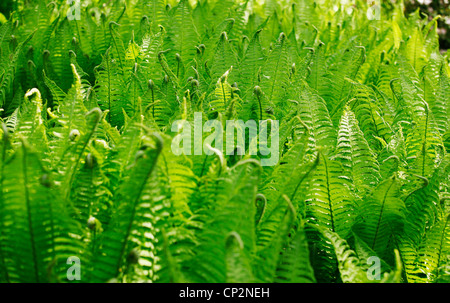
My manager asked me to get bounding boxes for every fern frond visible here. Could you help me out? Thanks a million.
[353,176,405,258]
[333,108,381,194]
[306,153,355,238]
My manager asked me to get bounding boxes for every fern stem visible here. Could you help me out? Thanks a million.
[221,82,227,109]
[421,103,429,177]
[106,51,112,124]
[322,153,335,233]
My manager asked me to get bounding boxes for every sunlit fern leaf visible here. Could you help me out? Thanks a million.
[333,108,381,194]
[159,145,198,215]
[208,69,233,115]
[146,83,178,130]
[434,63,450,135]
[138,30,165,82]
[295,83,337,157]
[391,57,428,133]
[0,0,449,285]
[423,17,441,56]
[210,0,235,28]
[157,50,179,86]
[286,29,299,69]
[375,61,398,110]
[306,153,355,239]
[347,81,393,152]
[94,113,121,150]
[106,113,145,186]
[48,66,89,173]
[397,238,422,283]
[3,107,19,135]
[370,83,396,130]
[405,102,443,178]
[263,0,278,17]
[68,10,93,59]
[276,112,306,156]
[105,0,127,25]
[49,66,103,202]
[13,89,48,153]
[188,153,224,214]
[353,176,405,258]
[357,37,391,84]
[377,126,409,177]
[295,21,318,53]
[69,51,90,80]
[191,0,211,35]
[402,27,427,73]
[124,64,147,117]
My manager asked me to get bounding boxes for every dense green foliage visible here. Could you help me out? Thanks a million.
[404,0,450,50]
[0,0,449,283]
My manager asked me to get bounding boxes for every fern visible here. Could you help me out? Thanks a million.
[0,0,448,285]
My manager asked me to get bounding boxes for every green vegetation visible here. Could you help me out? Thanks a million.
[0,0,449,283]
[404,0,450,50]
